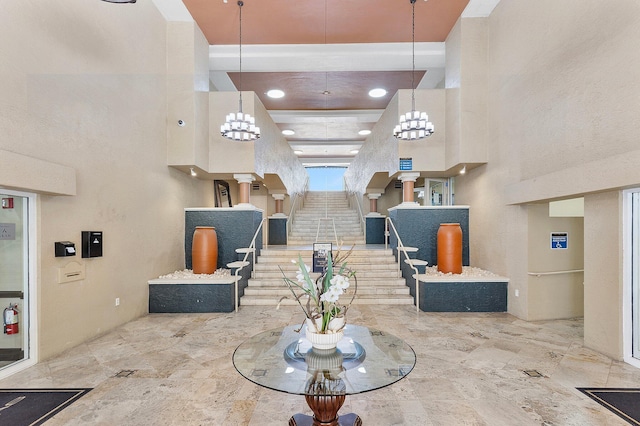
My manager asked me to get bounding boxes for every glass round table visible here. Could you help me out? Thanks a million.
[232,324,416,426]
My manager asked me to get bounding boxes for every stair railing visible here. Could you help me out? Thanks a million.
[385,217,420,313]
[286,192,306,243]
[343,179,366,241]
[286,177,309,243]
[315,217,338,245]
[232,217,266,312]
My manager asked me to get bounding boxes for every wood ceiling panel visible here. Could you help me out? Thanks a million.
[228,71,426,110]
[183,0,469,45]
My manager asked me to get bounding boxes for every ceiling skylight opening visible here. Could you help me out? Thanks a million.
[358,130,372,136]
[368,88,387,98]
[282,129,295,136]
[267,89,285,99]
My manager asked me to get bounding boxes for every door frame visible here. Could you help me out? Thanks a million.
[623,188,640,368]
[0,188,38,379]
[425,178,451,206]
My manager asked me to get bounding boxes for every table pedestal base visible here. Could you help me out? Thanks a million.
[288,393,362,426]
[289,413,362,426]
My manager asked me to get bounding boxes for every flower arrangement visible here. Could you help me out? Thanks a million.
[279,248,357,334]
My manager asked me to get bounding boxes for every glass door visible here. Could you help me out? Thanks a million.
[0,192,30,370]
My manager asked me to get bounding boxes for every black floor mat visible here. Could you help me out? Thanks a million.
[0,388,92,426]
[578,388,640,425]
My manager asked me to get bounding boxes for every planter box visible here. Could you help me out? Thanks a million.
[148,278,237,313]
[413,274,509,312]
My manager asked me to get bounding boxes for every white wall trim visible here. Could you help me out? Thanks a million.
[622,188,640,368]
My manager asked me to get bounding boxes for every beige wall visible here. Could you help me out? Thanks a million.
[344,95,400,194]
[445,17,488,168]
[398,89,447,173]
[0,1,211,360]
[375,181,404,216]
[455,0,640,357]
[527,203,584,321]
[167,21,210,169]
[209,91,257,174]
[584,192,623,360]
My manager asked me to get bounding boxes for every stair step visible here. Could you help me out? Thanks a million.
[255,263,398,271]
[239,191,413,307]
[246,278,407,287]
[241,294,415,306]
[244,286,410,296]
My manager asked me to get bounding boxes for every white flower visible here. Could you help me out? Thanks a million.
[330,274,350,290]
[320,285,342,303]
[296,264,311,284]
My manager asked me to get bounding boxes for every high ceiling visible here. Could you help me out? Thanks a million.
[182,0,494,167]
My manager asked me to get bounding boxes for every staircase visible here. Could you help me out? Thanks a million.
[239,191,414,307]
[287,191,365,245]
[241,247,414,306]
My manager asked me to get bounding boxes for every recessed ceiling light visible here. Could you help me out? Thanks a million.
[282,129,295,136]
[368,88,387,98]
[294,150,303,155]
[350,150,359,154]
[267,89,285,99]
[358,130,372,136]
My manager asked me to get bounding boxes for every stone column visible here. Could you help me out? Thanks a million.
[367,193,381,215]
[272,193,286,217]
[233,174,255,207]
[399,172,420,204]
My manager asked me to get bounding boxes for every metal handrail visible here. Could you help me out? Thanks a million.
[286,177,309,242]
[344,179,366,234]
[349,192,366,235]
[528,269,584,277]
[315,218,338,245]
[385,217,420,313]
[232,217,266,312]
[286,191,305,241]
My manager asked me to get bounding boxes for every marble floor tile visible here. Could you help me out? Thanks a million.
[0,305,635,425]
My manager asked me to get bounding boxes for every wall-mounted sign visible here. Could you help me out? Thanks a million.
[399,158,413,171]
[0,223,16,240]
[551,232,568,249]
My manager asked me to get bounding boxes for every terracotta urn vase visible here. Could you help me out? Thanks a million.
[437,223,462,274]
[192,226,218,274]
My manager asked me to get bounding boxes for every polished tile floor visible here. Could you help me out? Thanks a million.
[2,305,638,425]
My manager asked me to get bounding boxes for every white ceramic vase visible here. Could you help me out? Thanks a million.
[305,329,344,350]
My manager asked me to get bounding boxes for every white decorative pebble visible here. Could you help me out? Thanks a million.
[158,269,231,279]
[422,266,500,278]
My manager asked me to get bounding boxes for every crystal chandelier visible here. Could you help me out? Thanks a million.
[393,0,434,141]
[220,1,260,141]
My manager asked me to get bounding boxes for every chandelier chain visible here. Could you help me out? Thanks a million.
[411,0,416,111]
[238,0,243,113]
[393,0,434,140]
[220,0,260,141]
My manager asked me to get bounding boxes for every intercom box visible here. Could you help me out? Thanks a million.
[55,241,76,257]
[82,231,103,258]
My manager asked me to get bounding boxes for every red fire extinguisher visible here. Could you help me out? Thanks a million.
[3,303,19,335]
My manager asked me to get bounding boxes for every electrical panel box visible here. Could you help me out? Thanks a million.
[82,231,103,258]
[55,241,76,257]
